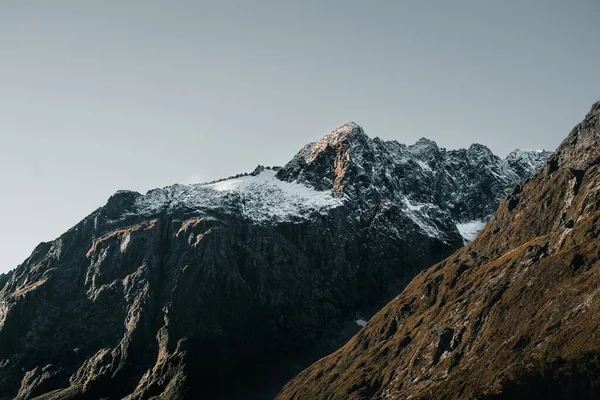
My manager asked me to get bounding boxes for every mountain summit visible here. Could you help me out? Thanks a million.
[0,124,548,399]
[279,123,551,222]
[278,101,600,400]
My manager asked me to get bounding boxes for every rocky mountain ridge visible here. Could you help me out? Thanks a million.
[0,125,549,399]
[278,102,600,399]
[278,122,550,241]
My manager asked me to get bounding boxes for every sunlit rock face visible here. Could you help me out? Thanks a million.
[0,122,548,399]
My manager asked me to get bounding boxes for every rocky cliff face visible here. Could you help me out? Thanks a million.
[0,124,548,400]
[278,102,600,400]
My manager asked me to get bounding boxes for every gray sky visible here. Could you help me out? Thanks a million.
[1,1,599,273]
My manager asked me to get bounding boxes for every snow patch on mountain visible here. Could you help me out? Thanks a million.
[401,198,445,239]
[416,160,432,172]
[131,170,344,223]
[355,319,368,327]
[402,197,427,211]
[456,219,487,243]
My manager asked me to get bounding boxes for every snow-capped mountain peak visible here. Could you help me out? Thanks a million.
[278,125,550,236]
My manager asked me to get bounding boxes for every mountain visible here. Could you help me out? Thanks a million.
[0,124,548,400]
[278,123,550,222]
[277,102,600,400]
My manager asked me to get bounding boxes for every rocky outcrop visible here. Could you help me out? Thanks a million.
[0,125,548,399]
[277,101,600,400]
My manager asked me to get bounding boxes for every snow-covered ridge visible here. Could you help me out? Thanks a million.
[106,124,550,242]
[275,122,551,242]
[130,170,344,223]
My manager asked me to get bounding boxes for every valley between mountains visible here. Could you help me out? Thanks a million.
[0,121,552,399]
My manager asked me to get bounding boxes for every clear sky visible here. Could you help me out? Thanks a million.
[1,1,599,273]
